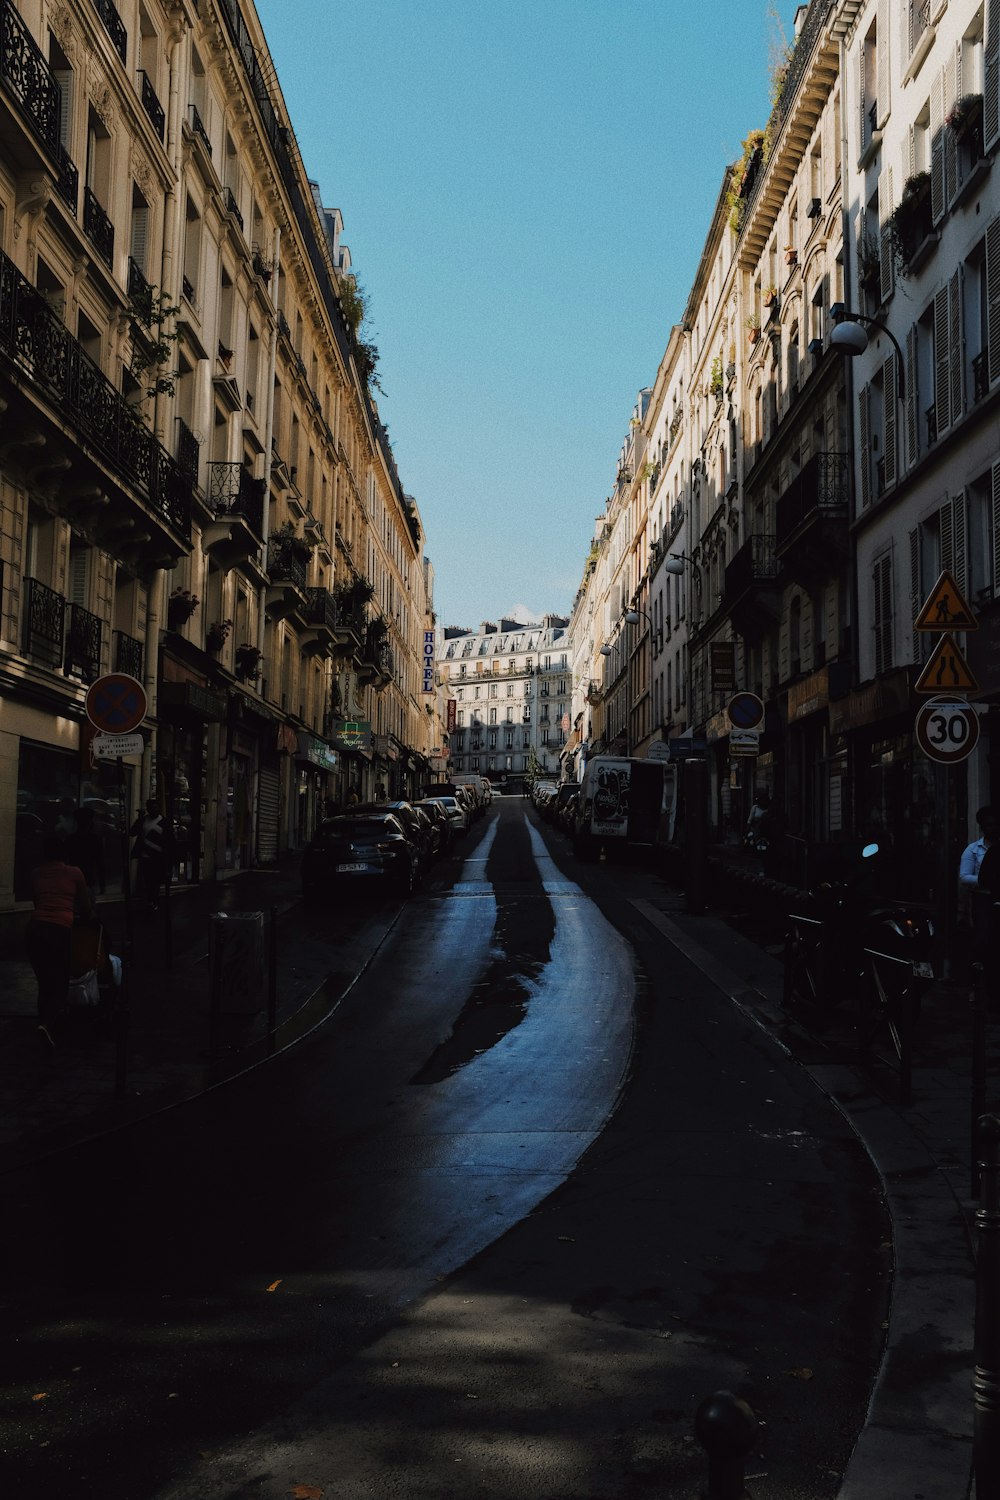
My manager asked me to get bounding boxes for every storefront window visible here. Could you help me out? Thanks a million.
[14,739,133,899]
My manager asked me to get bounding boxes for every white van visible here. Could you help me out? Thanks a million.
[574,755,669,860]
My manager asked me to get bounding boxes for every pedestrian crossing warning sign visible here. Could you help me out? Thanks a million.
[913,569,978,631]
[914,632,980,695]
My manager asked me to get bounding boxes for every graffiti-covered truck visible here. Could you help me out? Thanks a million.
[573,755,678,861]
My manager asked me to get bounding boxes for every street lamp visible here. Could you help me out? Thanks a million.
[829,303,905,397]
[625,606,663,650]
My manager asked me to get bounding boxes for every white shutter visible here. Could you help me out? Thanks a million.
[945,45,961,204]
[986,0,1000,152]
[883,356,897,489]
[859,383,872,508]
[949,268,964,427]
[952,494,968,599]
[130,198,149,274]
[906,325,918,469]
[879,168,895,304]
[931,69,946,224]
[877,0,891,128]
[858,43,868,158]
[934,286,951,436]
[987,214,1000,390]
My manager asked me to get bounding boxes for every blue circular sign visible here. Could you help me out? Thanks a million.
[727,692,765,730]
[86,673,147,734]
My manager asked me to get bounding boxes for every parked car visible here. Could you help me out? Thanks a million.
[532,782,558,814]
[424,795,469,839]
[354,801,434,871]
[553,783,580,832]
[302,813,420,896]
[414,797,452,855]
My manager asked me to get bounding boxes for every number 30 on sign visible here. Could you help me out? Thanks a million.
[914,696,980,764]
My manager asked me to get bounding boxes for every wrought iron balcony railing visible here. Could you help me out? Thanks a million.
[267,537,307,588]
[206,461,265,535]
[775,452,850,550]
[127,256,152,306]
[83,186,114,269]
[0,248,191,539]
[725,533,779,601]
[303,587,338,632]
[188,103,211,155]
[93,0,127,63]
[114,629,143,680]
[175,417,200,480]
[0,0,80,209]
[64,602,102,682]
[22,577,64,667]
[223,186,244,233]
[137,70,164,140]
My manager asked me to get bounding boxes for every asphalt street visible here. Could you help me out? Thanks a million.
[0,798,887,1499]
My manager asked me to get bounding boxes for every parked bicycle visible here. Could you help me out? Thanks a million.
[783,843,935,1103]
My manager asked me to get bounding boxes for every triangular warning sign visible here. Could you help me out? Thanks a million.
[914,632,980,694]
[914,569,978,631]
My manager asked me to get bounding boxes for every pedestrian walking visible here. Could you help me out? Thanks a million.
[130,799,169,911]
[962,808,997,967]
[25,832,93,1051]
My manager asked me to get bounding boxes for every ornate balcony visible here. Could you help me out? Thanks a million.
[0,248,191,553]
[175,417,200,481]
[775,452,850,585]
[93,0,127,63]
[0,0,80,208]
[723,532,780,640]
[265,537,309,619]
[299,586,338,657]
[83,186,114,269]
[188,103,211,156]
[356,629,393,690]
[114,629,143,679]
[223,186,244,233]
[203,461,265,570]
[22,577,64,670]
[64,602,102,682]
[137,70,165,140]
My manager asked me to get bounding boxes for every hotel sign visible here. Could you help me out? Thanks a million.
[423,630,436,693]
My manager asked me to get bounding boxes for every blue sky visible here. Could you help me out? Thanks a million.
[253,0,800,629]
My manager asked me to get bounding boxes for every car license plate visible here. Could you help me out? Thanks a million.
[337,862,371,873]
[913,960,934,979]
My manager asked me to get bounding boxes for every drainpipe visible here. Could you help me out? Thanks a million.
[838,30,861,839]
[143,21,186,809]
[256,226,281,666]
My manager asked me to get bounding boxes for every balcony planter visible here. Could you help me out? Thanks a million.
[762,286,778,307]
[946,93,983,142]
[206,619,232,652]
[167,589,199,628]
[235,643,263,681]
[747,316,761,346]
[784,246,797,267]
[889,172,933,274]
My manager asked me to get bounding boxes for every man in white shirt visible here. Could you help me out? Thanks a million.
[960,806,995,892]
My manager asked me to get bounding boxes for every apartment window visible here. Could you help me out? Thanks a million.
[489,708,497,724]
[130,185,150,276]
[86,108,112,204]
[873,553,894,675]
[49,35,73,151]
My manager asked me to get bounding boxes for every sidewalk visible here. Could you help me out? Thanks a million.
[0,858,400,1173]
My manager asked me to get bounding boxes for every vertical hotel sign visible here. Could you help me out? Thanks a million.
[423,630,436,694]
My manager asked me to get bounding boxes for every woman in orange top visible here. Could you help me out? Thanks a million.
[26,832,92,1050]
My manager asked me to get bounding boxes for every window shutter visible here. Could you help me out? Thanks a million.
[130,198,149,272]
[987,214,1000,391]
[883,355,897,489]
[54,71,72,150]
[934,286,951,435]
[909,528,920,665]
[858,43,867,158]
[945,45,961,204]
[952,494,968,599]
[906,325,918,468]
[992,461,1000,599]
[949,268,964,426]
[877,0,891,128]
[859,383,872,508]
[986,0,1000,152]
[875,553,894,676]
[879,167,895,303]
[940,499,954,576]
[907,123,916,180]
[931,68,946,224]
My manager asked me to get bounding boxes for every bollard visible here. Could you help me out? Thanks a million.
[695,1389,757,1499]
[975,1113,1000,1497]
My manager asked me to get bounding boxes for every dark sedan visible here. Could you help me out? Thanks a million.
[302,813,420,897]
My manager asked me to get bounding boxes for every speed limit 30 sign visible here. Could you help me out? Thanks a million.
[915,696,980,764]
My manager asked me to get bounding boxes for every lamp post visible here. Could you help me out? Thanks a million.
[829,303,905,396]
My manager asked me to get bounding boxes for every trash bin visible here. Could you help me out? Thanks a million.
[209,911,264,1015]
